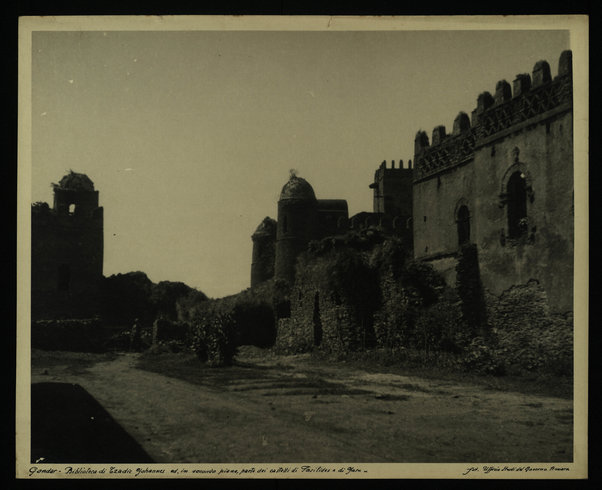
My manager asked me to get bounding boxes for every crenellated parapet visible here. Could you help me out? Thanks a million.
[414,115,477,182]
[414,50,572,182]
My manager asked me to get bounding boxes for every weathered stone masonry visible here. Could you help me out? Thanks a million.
[31,171,104,320]
[263,50,574,356]
[413,51,573,314]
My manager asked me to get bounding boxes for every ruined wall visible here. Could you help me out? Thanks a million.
[275,244,378,354]
[413,51,573,313]
[484,280,573,375]
[315,199,349,238]
[275,264,354,354]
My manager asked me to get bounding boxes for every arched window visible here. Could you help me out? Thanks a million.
[457,205,470,246]
[507,171,527,238]
[68,203,76,214]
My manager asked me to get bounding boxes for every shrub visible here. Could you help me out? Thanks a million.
[31,318,104,352]
[457,336,506,376]
[414,289,465,354]
[151,281,203,320]
[190,307,237,367]
[100,272,154,325]
[152,318,190,343]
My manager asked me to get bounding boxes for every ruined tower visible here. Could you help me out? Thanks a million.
[31,171,104,319]
[274,174,318,284]
[250,217,277,287]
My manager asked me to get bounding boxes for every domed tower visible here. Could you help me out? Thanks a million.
[52,171,100,218]
[31,170,104,319]
[274,173,318,283]
[251,217,277,287]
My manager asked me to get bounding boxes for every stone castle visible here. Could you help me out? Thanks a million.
[251,162,414,287]
[31,50,574,351]
[251,50,574,349]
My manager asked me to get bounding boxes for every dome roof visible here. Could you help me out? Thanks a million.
[54,170,95,192]
[279,175,316,201]
[252,217,277,237]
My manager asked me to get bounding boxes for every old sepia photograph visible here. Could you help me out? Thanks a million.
[17,16,588,479]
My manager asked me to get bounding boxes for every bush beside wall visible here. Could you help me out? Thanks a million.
[32,318,105,352]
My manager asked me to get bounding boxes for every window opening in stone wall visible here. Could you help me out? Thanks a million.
[507,171,528,238]
[313,292,323,346]
[68,203,75,214]
[457,205,471,246]
[57,264,71,291]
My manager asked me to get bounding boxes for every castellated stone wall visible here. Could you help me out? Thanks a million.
[413,50,573,313]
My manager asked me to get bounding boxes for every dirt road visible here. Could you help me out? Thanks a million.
[30,349,573,463]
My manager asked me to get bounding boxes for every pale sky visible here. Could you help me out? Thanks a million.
[30,27,570,298]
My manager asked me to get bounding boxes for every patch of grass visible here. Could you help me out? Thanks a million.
[136,351,378,397]
[136,351,292,390]
[311,351,573,399]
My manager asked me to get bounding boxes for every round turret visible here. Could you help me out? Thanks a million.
[252,216,277,238]
[251,217,277,287]
[274,174,318,283]
[279,175,317,201]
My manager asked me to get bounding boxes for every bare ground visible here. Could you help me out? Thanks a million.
[30,348,573,463]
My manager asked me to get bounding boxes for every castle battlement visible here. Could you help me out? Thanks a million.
[374,159,413,171]
[413,50,572,182]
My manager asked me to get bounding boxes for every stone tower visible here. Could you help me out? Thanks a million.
[251,216,277,287]
[369,159,413,219]
[274,174,318,284]
[31,171,104,319]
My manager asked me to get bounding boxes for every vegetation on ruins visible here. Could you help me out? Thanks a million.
[176,282,277,366]
[278,230,572,377]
